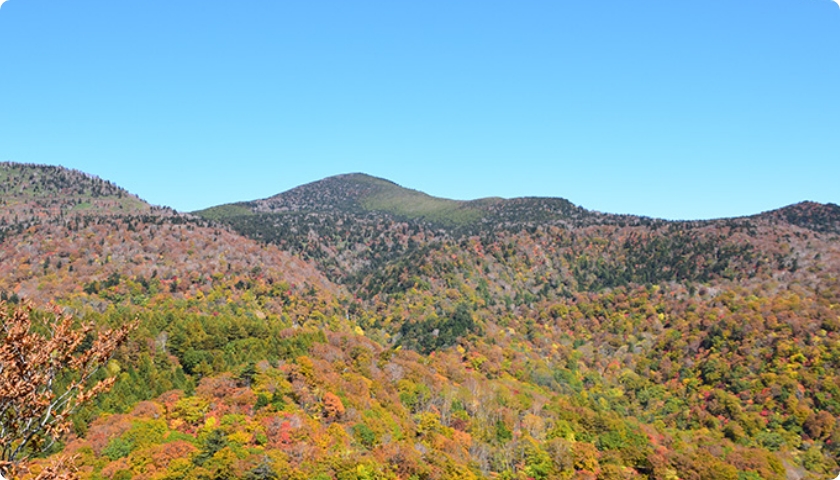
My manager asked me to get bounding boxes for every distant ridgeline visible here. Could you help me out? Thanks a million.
[196,172,840,294]
[2,163,840,479]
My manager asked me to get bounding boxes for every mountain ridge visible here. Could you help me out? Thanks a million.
[196,171,839,229]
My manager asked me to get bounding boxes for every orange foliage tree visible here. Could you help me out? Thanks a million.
[0,302,135,477]
[322,392,346,421]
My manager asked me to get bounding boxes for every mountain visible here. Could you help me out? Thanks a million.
[195,173,840,300]
[194,174,644,289]
[754,201,840,235]
[4,165,840,480]
[196,173,598,228]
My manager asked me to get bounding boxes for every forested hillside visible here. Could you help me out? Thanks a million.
[2,164,840,479]
[0,163,336,304]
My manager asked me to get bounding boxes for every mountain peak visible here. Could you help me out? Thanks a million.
[196,172,597,229]
[194,172,479,226]
[0,162,152,224]
[757,201,840,234]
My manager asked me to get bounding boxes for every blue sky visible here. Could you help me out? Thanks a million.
[1,1,838,219]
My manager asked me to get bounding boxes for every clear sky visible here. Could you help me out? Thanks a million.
[1,1,838,220]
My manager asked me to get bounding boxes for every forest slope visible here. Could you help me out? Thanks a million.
[0,163,338,304]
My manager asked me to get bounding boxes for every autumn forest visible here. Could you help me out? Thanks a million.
[2,163,840,480]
